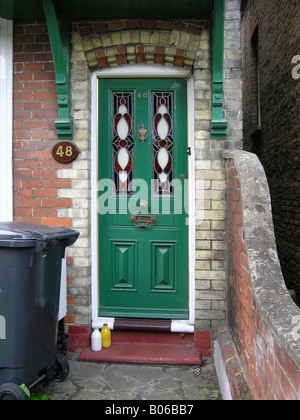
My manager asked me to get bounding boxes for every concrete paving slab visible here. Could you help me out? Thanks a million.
[32,355,221,401]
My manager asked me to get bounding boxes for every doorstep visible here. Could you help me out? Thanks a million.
[79,331,203,365]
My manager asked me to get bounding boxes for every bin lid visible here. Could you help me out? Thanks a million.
[0,222,79,248]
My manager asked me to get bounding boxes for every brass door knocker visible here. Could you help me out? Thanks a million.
[137,123,148,143]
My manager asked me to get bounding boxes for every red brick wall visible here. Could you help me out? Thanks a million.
[226,156,300,400]
[13,23,72,228]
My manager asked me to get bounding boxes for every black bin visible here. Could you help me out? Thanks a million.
[0,222,79,400]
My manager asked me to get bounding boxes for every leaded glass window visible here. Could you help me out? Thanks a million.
[152,92,174,195]
[112,92,134,194]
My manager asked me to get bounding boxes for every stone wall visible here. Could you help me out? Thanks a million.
[219,150,300,400]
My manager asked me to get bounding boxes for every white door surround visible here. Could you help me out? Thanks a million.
[90,65,196,333]
[0,18,13,222]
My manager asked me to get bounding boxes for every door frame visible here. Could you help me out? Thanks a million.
[91,65,195,333]
[0,18,13,222]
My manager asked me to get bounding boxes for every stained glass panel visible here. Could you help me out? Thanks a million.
[112,92,134,194]
[152,92,174,195]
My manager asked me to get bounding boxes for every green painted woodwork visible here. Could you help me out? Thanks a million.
[211,0,227,140]
[0,0,213,21]
[98,78,189,319]
[42,0,73,139]
[0,0,13,19]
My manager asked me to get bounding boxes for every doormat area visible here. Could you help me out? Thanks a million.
[78,331,202,365]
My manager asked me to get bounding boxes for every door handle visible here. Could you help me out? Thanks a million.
[130,215,156,228]
[139,200,148,209]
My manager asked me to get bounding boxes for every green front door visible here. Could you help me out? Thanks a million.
[98,77,188,319]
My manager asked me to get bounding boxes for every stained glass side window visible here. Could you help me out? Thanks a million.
[152,92,174,196]
[112,92,134,194]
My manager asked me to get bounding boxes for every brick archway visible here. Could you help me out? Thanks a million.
[75,19,208,71]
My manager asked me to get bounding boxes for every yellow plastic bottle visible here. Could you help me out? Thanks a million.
[101,323,111,348]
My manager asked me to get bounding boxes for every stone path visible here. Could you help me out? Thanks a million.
[32,357,221,401]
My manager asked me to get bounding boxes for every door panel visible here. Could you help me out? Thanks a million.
[98,78,188,319]
[111,240,137,291]
[151,241,177,293]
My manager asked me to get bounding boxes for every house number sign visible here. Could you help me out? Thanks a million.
[52,141,80,164]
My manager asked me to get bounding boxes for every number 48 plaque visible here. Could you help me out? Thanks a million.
[52,141,80,164]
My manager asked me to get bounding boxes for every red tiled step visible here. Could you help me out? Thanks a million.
[79,331,202,365]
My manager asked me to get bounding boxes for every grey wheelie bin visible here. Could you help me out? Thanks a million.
[0,222,79,400]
